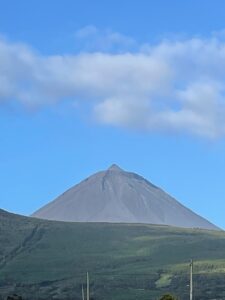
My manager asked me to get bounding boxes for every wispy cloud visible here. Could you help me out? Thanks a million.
[74,26,137,53]
[1,30,225,138]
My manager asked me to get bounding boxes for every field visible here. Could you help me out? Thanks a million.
[0,209,225,299]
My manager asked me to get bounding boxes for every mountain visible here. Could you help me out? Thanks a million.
[32,164,217,230]
[0,208,225,300]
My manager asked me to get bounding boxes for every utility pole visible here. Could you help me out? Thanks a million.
[87,272,90,300]
[190,259,193,300]
[82,284,85,300]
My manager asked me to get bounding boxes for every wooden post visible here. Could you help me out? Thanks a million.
[190,259,193,300]
[87,272,90,300]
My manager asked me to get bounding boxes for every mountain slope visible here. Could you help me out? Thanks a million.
[0,209,225,300]
[32,164,217,230]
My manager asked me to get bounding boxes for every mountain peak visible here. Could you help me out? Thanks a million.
[32,166,218,230]
[108,164,123,172]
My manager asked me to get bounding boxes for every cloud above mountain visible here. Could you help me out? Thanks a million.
[1,29,225,138]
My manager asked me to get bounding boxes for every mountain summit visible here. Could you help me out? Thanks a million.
[108,164,123,171]
[32,165,218,230]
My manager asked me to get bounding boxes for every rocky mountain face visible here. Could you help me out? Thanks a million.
[32,164,218,230]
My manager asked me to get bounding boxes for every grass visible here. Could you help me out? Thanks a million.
[0,209,225,299]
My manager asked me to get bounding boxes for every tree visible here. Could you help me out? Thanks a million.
[7,295,22,300]
[159,294,177,300]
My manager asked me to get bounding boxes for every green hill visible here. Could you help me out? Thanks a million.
[0,209,225,300]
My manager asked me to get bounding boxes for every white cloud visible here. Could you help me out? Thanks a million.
[95,96,151,129]
[1,32,225,138]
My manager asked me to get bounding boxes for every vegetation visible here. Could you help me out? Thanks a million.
[159,294,177,300]
[7,295,22,300]
[0,209,225,299]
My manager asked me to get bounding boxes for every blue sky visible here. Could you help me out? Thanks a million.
[0,0,225,228]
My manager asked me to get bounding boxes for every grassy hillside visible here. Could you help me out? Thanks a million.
[0,209,225,299]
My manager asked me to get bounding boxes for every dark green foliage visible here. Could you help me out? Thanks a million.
[159,294,177,300]
[7,295,22,300]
